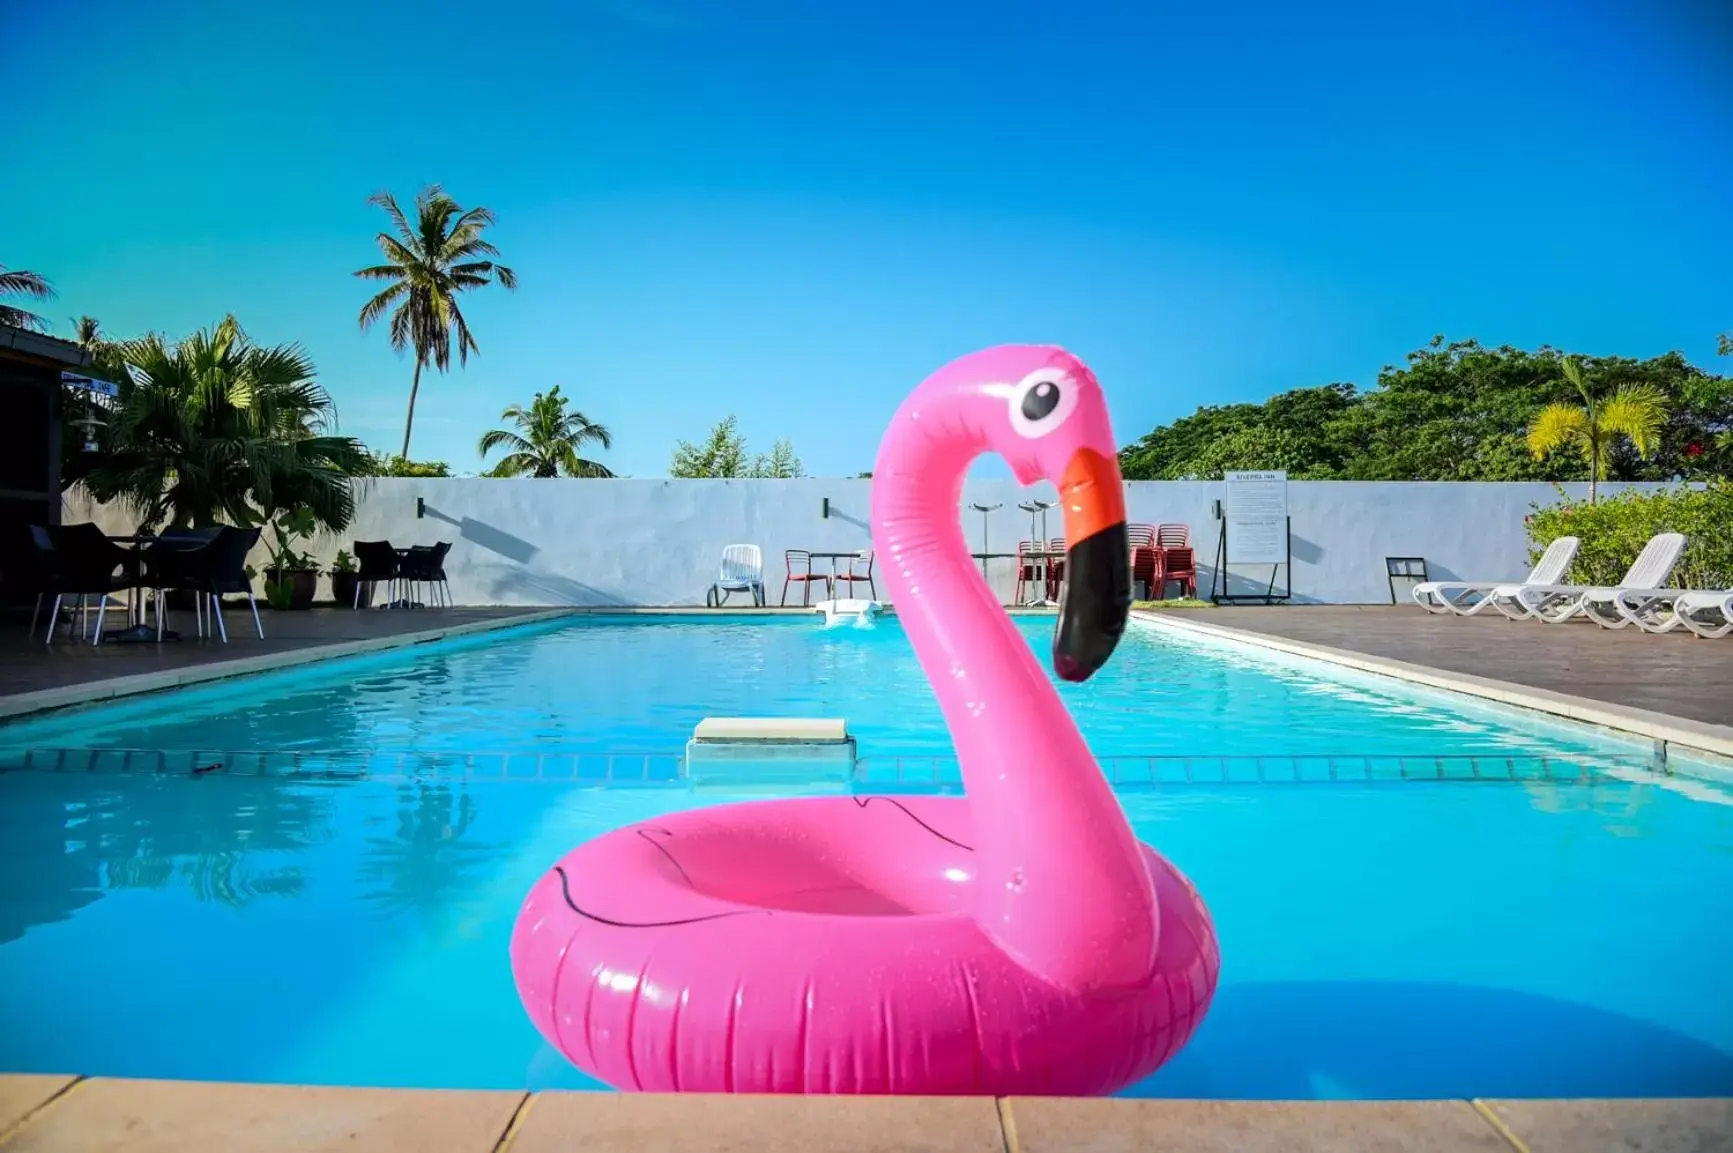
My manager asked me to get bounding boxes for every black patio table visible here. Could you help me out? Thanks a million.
[101,532,211,642]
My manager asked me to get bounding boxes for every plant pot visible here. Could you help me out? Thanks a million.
[330,572,371,609]
[266,568,319,610]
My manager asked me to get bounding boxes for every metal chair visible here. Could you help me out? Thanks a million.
[780,549,832,606]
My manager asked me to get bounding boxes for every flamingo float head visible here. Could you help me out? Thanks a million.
[895,344,1133,684]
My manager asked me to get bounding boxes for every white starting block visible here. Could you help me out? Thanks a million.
[684,717,858,788]
[813,598,882,628]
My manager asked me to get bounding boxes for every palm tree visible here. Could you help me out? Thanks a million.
[1526,355,1669,504]
[80,315,369,530]
[478,385,615,477]
[0,264,55,332]
[354,185,517,459]
[72,314,103,348]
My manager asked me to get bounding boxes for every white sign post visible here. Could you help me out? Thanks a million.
[1212,470,1292,602]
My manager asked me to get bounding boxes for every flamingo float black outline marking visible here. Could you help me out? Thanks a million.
[552,798,972,928]
[850,796,974,851]
[553,865,766,928]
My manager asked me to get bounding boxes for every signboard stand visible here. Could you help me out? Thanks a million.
[1210,470,1293,605]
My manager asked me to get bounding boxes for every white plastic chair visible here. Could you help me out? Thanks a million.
[1412,536,1579,617]
[1515,532,1688,627]
[707,544,765,607]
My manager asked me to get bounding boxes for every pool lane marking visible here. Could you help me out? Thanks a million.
[1470,1099,1533,1153]
[491,1091,535,1153]
[995,1097,1022,1153]
[0,1075,86,1149]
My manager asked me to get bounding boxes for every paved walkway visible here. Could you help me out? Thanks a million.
[1192,606,1733,728]
[0,1076,1727,1152]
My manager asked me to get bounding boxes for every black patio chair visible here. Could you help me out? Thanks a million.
[143,525,263,642]
[398,541,453,607]
[38,523,140,645]
[351,540,401,609]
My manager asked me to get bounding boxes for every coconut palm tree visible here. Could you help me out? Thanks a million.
[478,385,615,477]
[81,315,369,530]
[1526,355,1669,504]
[353,185,517,459]
[0,264,55,332]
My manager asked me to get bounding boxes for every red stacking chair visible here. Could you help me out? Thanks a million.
[780,549,832,606]
[834,549,876,599]
[1127,523,1164,600]
[1047,538,1067,601]
[1161,546,1198,599]
[1013,540,1039,604]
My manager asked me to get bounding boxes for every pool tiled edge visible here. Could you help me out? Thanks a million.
[1,1077,1728,1152]
[1133,611,1733,763]
[0,610,578,723]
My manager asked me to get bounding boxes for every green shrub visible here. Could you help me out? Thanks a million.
[1526,482,1733,589]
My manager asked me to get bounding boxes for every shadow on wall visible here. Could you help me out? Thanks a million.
[421,505,540,567]
[421,503,636,605]
[1133,979,1733,1099]
[491,567,631,607]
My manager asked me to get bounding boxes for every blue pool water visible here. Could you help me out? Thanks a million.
[1,614,1730,1098]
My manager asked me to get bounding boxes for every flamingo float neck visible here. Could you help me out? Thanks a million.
[870,346,1158,994]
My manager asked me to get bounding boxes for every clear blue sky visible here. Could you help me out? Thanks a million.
[4,0,1729,478]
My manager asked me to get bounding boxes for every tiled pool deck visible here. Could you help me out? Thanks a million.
[1,1076,1728,1152]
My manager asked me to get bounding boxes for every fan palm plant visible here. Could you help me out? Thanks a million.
[354,185,517,459]
[0,264,55,332]
[80,315,369,531]
[478,385,615,477]
[1526,355,1669,504]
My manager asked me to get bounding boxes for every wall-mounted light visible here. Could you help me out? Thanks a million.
[416,497,425,519]
[821,497,830,520]
[70,415,106,453]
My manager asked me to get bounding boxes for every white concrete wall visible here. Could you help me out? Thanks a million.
[68,478,1672,607]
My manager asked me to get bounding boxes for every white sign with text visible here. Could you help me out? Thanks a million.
[1224,470,1289,564]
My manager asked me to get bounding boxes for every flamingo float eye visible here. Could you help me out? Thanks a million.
[1008,369,1079,439]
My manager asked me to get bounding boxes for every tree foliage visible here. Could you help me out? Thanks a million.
[1119,337,1732,484]
[71,315,368,531]
[669,415,804,478]
[1527,481,1733,590]
[352,452,452,477]
[1525,355,1668,503]
[478,385,614,477]
[354,184,516,458]
[0,264,55,332]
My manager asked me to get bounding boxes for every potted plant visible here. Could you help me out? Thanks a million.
[329,549,369,608]
[262,509,321,610]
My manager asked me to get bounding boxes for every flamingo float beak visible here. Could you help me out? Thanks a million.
[1052,447,1132,683]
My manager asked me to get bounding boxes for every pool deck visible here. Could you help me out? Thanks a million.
[0,1077,1727,1153]
[0,607,564,718]
[1138,605,1733,756]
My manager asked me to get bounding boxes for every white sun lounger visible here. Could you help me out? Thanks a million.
[1622,588,1733,639]
[1514,532,1688,628]
[1411,537,1579,617]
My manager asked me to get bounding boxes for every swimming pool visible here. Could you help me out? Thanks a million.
[1,614,1729,1098]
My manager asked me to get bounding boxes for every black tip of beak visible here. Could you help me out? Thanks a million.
[1052,522,1132,683]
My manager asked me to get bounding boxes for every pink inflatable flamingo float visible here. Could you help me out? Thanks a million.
[511,345,1219,1094]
